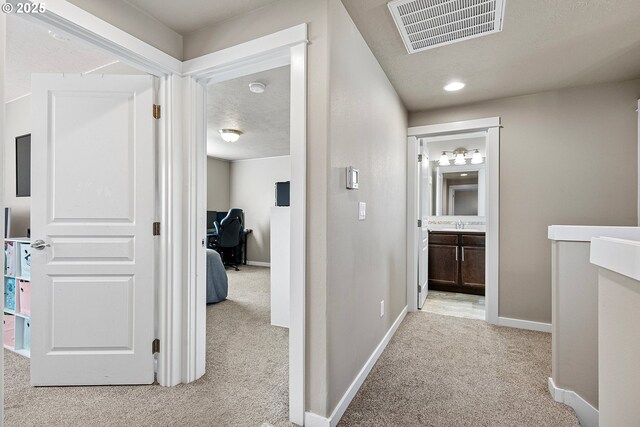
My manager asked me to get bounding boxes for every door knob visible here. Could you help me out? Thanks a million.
[30,240,50,250]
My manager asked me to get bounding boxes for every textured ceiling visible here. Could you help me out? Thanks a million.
[342,0,640,111]
[5,14,117,102]
[124,0,280,34]
[207,66,290,161]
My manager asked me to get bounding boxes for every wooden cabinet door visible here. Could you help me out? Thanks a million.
[428,245,458,287]
[460,246,485,289]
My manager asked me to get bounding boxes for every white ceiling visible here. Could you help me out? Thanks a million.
[123,0,280,34]
[342,0,640,111]
[5,14,118,102]
[207,66,290,161]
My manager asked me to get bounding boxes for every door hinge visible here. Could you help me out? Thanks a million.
[153,222,161,236]
[418,154,423,162]
[152,338,160,354]
[418,284,423,294]
[153,104,161,119]
[418,219,422,228]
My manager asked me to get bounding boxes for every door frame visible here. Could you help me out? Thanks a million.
[4,0,184,386]
[407,117,500,325]
[181,24,308,426]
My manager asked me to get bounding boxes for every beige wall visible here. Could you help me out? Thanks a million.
[206,157,231,212]
[598,268,640,426]
[68,0,183,59]
[229,156,291,264]
[4,96,31,237]
[184,0,331,415]
[326,0,407,411]
[410,80,640,323]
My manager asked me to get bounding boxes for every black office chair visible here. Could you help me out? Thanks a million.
[210,208,244,271]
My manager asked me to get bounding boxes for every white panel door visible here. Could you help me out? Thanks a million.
[30,75,156,386]
[418,141,430,309]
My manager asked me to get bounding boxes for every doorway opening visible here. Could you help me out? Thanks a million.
[202,65,292,424]
[421,134,487,320]
[407,118,500,324]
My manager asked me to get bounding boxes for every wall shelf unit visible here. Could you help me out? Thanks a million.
[3,237,32,358]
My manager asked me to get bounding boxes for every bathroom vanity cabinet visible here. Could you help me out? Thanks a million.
[428,231,485,295]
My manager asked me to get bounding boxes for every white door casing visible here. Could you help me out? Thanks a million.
[31,74,156,385]
[418,140,429,309]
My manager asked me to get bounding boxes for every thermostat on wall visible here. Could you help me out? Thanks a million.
[346,167,359,190]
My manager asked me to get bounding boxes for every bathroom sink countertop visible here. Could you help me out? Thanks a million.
[429,229,485,234]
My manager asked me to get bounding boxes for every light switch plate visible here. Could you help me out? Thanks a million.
[358,202,366,221]
[380,300,384,317]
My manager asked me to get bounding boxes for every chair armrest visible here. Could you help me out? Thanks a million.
[214,221,220,235]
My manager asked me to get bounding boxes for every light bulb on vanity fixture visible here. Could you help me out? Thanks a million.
[471,149,483,164]
[219,129,242,143]
[439,152,450,166]
[454,152,466,165]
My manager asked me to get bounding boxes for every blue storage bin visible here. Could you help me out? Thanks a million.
[4,277,16,311]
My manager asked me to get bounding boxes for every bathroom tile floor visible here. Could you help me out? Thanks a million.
[422,290,485,320]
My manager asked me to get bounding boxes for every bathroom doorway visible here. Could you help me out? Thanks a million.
[407,118,500,324]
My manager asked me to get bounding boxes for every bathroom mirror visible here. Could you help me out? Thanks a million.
[431,164,486,216]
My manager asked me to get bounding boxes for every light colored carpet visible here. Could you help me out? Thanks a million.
[423,290,485,320]
[338,311,579,426]
[4,265,293,427]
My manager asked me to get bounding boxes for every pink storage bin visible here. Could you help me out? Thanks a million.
[18,280,31,317]
[3,314,15,349]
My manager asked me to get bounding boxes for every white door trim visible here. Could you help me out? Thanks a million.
[407,118,500,325]
[8,4,183,386]
[183,24,308,426]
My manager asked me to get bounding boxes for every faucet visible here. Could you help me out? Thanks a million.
[456,219,464,230]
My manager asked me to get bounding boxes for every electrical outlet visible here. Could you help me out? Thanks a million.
[380,300,384,318]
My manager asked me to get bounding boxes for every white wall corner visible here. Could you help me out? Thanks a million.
[548,377,599,427]
[318,306,408,427]
[497,317,552,333]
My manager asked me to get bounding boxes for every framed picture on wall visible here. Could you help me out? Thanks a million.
[16,134,31,197]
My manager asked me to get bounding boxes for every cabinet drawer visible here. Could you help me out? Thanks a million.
[461,234,485,246]
[429,233,458,245]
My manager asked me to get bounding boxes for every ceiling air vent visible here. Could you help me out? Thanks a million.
[388,0,506,54]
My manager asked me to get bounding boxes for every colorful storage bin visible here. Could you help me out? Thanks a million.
[4,277,16,311]
[18,280,31,317]
[19,243,31,280]
[22,319,31,351]
[4,241,17,276]
[3,314,15,349]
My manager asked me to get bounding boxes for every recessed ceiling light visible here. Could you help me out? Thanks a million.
[48,30,70,42]
[249,82,266,94]
[444,81,465,92]
[461,173,468,177]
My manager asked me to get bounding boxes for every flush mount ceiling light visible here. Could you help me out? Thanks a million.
[438,148,484,166]
[218,129,242,143]
[460,173,468,177]
[444,81,465,92]
[249,82,266,94]
[388,0,506,54]
[48,30,70,42]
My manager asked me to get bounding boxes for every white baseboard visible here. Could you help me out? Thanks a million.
[548,377,598,427]
[497,316,552,333]
[303,412,330,427]
[246,261,270,267]
[305,306,408,427]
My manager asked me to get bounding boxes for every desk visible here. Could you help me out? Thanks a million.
[207,229,252,265]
